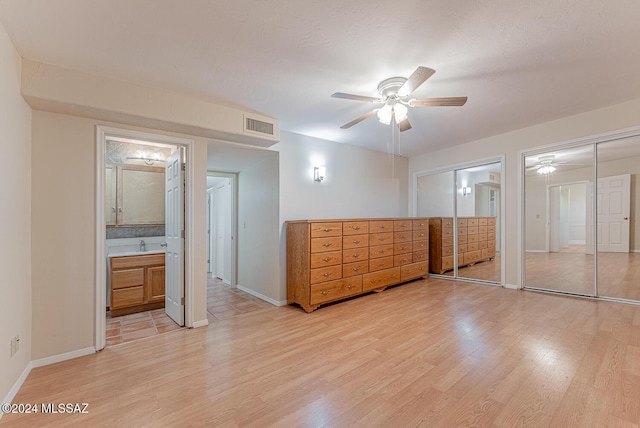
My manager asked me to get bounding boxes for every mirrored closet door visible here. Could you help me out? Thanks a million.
[416,160,503,284]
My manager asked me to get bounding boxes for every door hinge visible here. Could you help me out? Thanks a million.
[181,163,186,171]
[181,297,185,305]
[181,230,185,238]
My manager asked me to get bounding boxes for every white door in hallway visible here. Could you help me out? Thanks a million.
[165,148,185,325]
[597,173,630,253]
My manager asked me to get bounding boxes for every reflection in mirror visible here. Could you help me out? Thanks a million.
[597,136,638,301]
[456,162,502,283]
[524,145,595,295]
[416,171,455,277]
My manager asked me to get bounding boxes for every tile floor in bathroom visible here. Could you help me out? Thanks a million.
[106,275,272,346]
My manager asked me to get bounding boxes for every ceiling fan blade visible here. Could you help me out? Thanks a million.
[340,110,378,129]
[398,118,412,132]
[410,97,468,107]
[331,92,381,103]
[398,66,436,97]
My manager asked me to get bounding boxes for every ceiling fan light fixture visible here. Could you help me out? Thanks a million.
[393,103,408,122]
[537,165,556,174]
[377,103,393,125]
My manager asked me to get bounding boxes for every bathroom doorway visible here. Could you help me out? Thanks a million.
[96,126,196,350]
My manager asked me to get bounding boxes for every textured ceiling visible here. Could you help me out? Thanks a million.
[1,0,640,157]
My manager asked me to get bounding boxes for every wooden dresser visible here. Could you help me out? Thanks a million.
[428,217,496,274]
[286,218,429,312]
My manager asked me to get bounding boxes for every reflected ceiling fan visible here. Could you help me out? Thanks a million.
[332,66,467,132]
[526,155,577,174]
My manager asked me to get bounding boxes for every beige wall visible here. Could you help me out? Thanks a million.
[0,23,32,402]
[409,98,640,287]
[31,111,208,360]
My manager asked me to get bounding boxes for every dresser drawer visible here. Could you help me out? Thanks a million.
[310,250,342,268]
[370,232,393,244]
[465,250,482,264]
[441,237,454,247]
[413,219,428,230]
[442,227,453,237]
[478,225,488,234]
[477,233,488,242]
[370,244,393,259]
[441,256,454,270]
[343,260,369,277]
[369,256,394,272]
[393,254,413,267]
[487,217,496,226]
[413,230,428,241]
[467,218,479,227]
[457,235,468,245]
[477,241,488,250]
[488,232,496,241]
[488,226,496,233]
[467,234,478,244]
[482,248,496,259]
[394,231,412,243]
[310,277,362,306]
[467,242,478,251]
[458,227,467,236]
[369,220,393,232]
[401,262,428,281]
[394,220,413,231]
[343,221,369,235]
[413,240,428,251]
[310,265,342,284]
[394,242,413,254]
[441,218,454,228]
[363,267,400,291]
[343,248,368,262]
[310,222,342,238]
[479,218,488,226]
[457,218,468,228]
[458,244,468,253]
[343,234,369,249]
[467,226,478,235]
[311,236,342,253]
[442,246,454,257]
[413,251,428,263]
[488,240,496,249]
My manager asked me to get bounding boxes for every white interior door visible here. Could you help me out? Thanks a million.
[597,174,631,253]
[213,181,232,283]
[165,148,185,325]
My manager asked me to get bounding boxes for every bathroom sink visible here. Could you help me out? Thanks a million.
[107,247,166,258]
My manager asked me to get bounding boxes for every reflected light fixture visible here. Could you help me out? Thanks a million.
[537,165,556,174]
[314,166,326,182]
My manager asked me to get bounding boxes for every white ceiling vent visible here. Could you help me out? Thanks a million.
[243,114,279,141]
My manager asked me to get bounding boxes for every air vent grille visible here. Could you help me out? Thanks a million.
[246,117,274,136]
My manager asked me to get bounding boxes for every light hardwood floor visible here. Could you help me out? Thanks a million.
[3,278,640,427]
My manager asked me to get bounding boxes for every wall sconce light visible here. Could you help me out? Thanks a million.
[314,166,326,182]
[462,186,472,196]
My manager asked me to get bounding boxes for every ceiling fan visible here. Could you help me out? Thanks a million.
[526,155,574,174]
[331,66,467,132]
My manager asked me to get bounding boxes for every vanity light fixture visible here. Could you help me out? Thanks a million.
[126,155,165,165]
[314,166,326,182]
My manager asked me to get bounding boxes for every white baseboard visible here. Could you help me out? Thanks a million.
[31,346,95,369]
[192,319,209,328]
[237,285,286,306]
[525,250,547,253]
[568,240,586,245]
[504,283,520,290]
[1,362,33,417]
[633,250,640,253]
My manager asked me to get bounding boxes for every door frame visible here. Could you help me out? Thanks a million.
[95,125,196,351]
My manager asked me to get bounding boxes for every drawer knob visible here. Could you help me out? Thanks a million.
[353,240,360,244]
[370,279,379,284]
[401,224,408,227]
[401,247,407,250]
[379,250,385,254]
[346,284,355,289]
[353,226,360,230]
[323,257,332,262]
[322,273,332,277]
[379,262,385,266]
[323,243,333,247]
[352,267,360,271]
[323,228,332,232]
[379,237,385,241]
[380,225,385,229]
[352,254,360,258]
[401,259,407,263]
[391,274,397,278]
[321,290,330,295]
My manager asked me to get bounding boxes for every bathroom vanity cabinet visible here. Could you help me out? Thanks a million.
[109,253,165,316]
